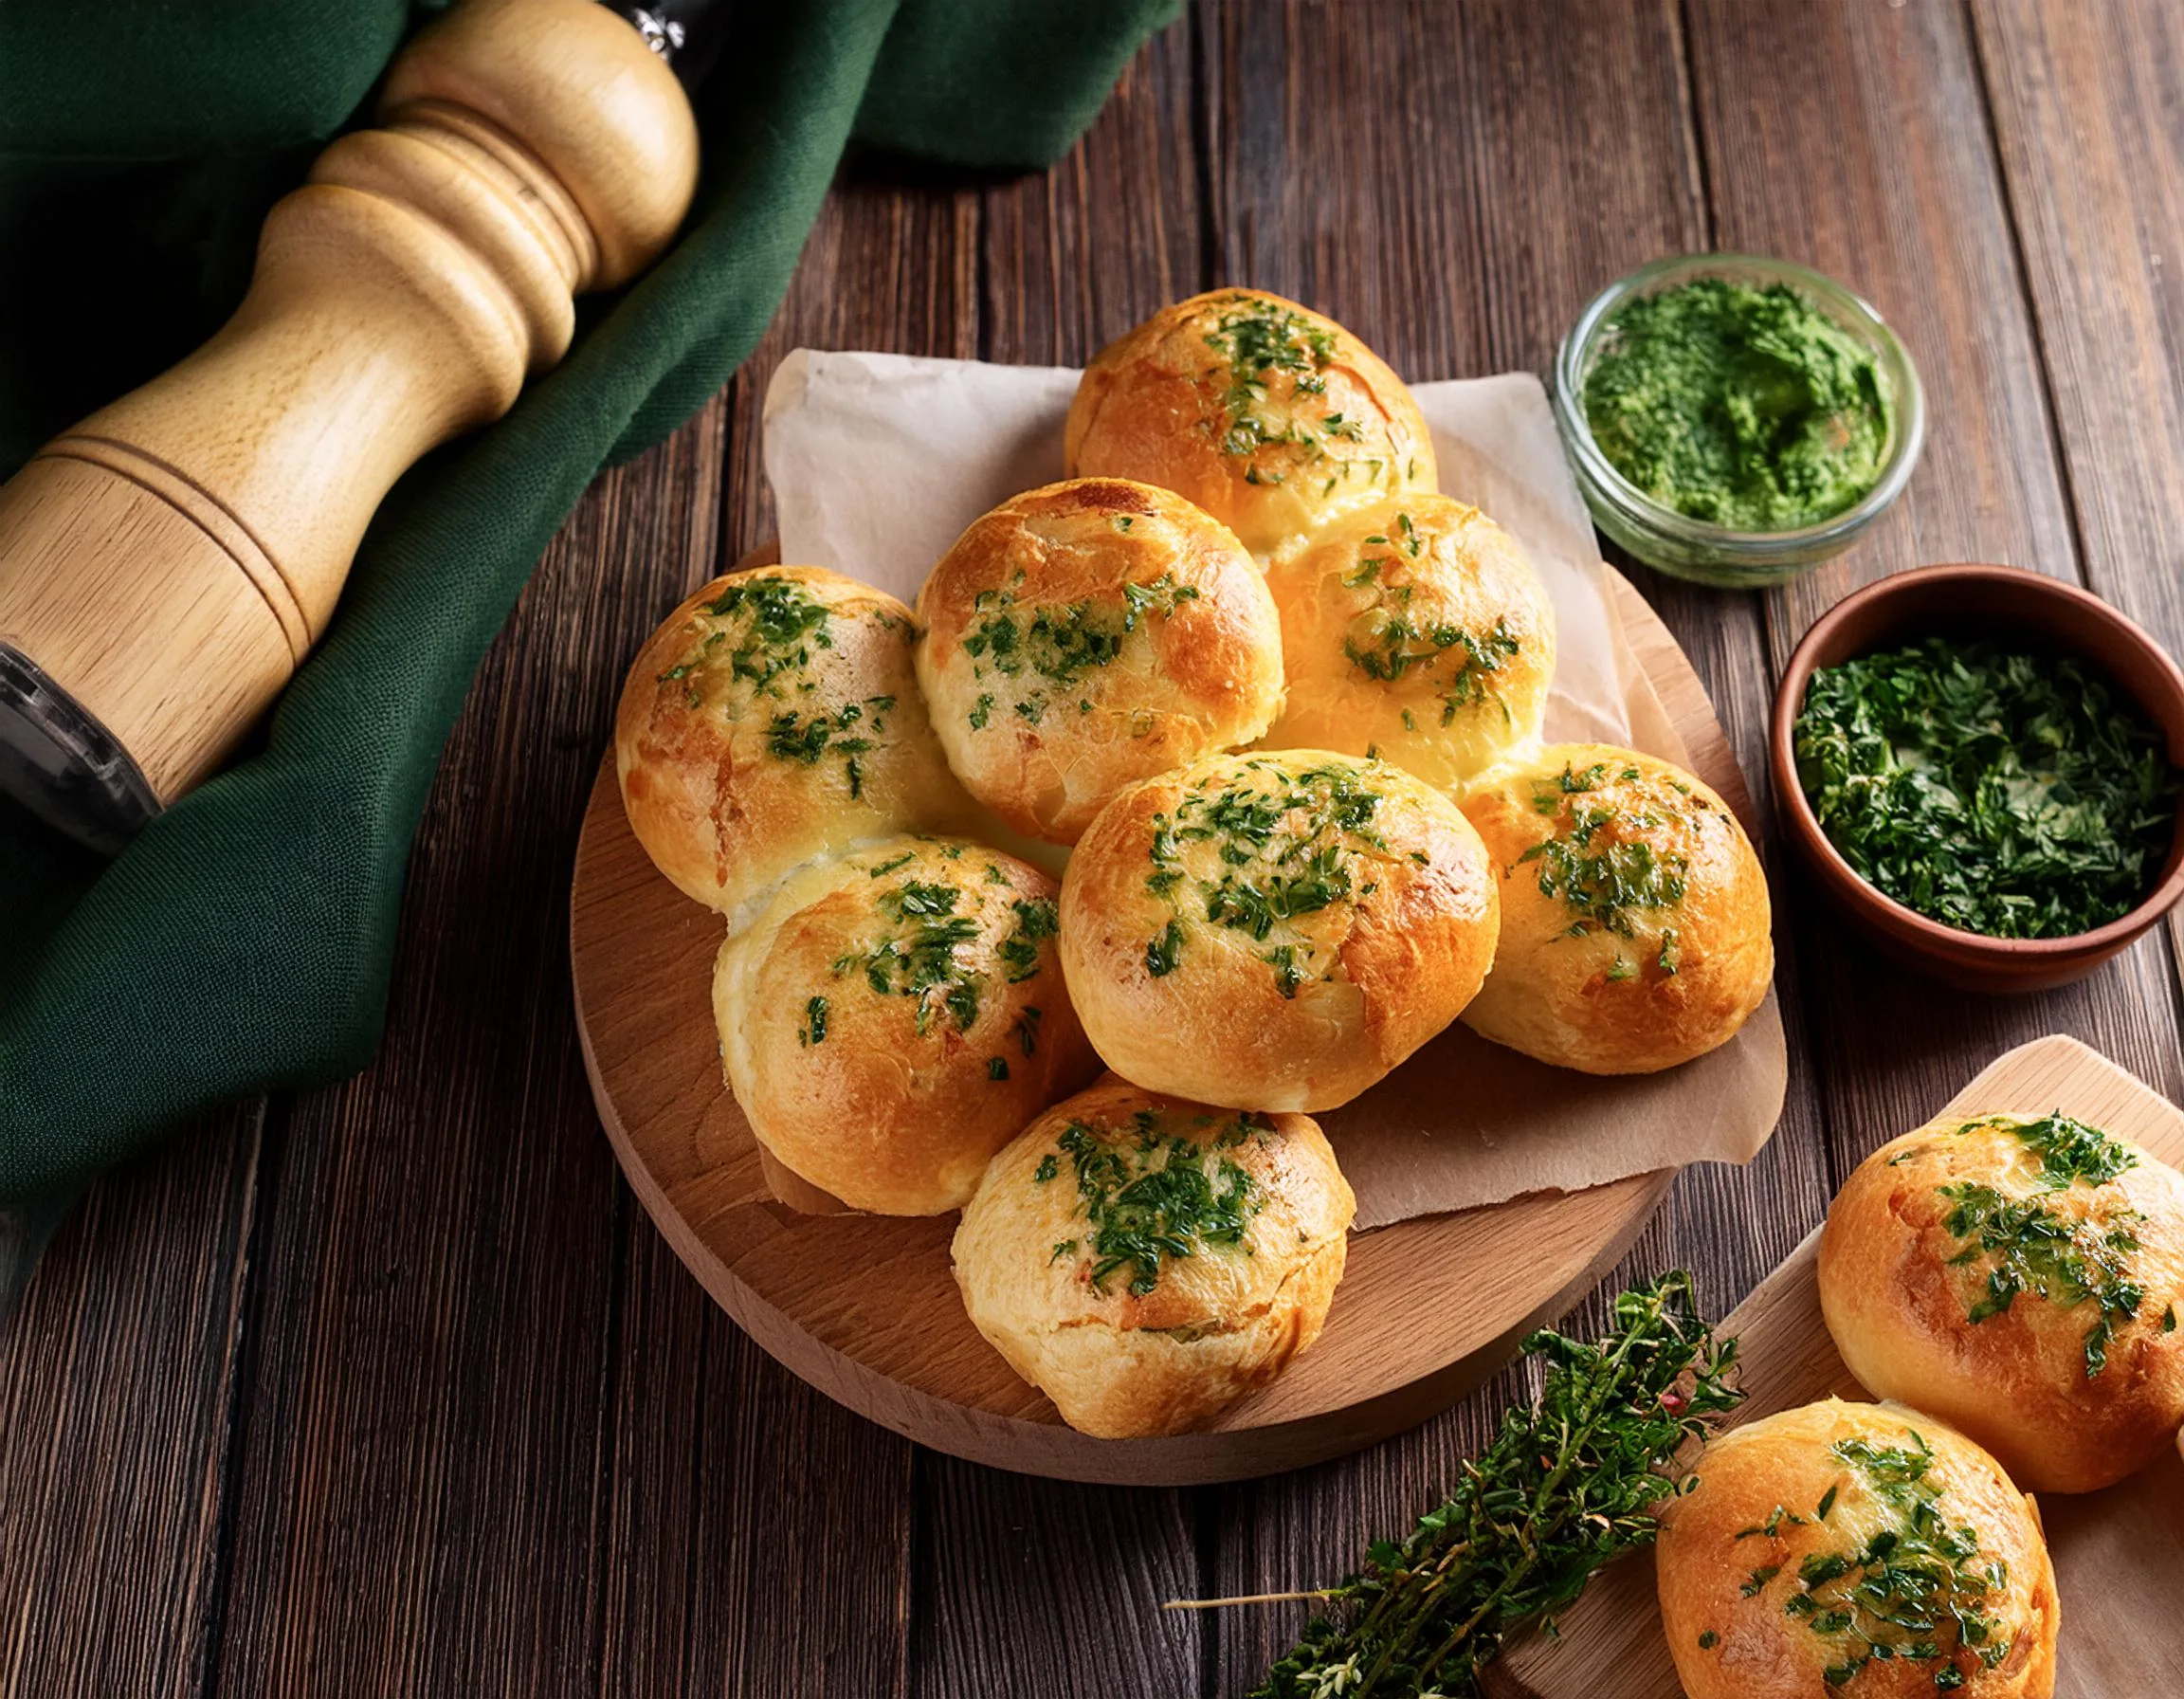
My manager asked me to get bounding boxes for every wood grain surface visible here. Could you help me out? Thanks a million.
[7,2,2184,1694]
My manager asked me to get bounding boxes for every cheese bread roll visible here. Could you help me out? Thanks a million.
[1060,750,1498,1111]
[952,1077,1353,1437]
[1460,743,1771,1073]
[1065,289,1436,558]
[1659,1399,2058,1699]
[715,836,1099,1215]
[1821,1108,2184,1493]
[1262,493,1555,790]
[916,479,1283,846]
[617,566,974,925]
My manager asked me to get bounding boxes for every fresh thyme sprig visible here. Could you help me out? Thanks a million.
[1238,1272,1742,1699]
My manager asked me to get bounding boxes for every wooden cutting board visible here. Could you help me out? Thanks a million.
[1492,1032,2184,1699]
[569,567,1757,1485]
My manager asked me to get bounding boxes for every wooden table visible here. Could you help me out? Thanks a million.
[6,3,2183,1693]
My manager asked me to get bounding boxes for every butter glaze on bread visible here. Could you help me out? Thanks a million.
[952,1076,1353,1437]
[1262,493,1556,791]
[1659,1399,2059,1699]
[1060,749,1498,1112]
[1459,742,1771,1073]
[1064,289,1436,558]
[616,565,974,925]
[714,836,1100,1215]
[1820,1110,2184,1493]
[915,479,1283,845]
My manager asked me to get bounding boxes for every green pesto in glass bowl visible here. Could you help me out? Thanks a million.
[1552,253,1925,588]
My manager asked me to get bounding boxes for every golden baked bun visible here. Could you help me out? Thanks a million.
[1060,750,1498,1111]
[714,836,1100,1215]
[1459,744,1771,1073]
[1820,1108,2184,1493]
[616,566,974,924]
[1064,289,1436,558]
[1262,494,1556,790]
[1660,1399,2058,1699]
[952,1076,1353,1436]
[915,479,1283,846]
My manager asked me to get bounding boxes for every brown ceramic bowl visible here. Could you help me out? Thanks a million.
[1769,564,2184,992]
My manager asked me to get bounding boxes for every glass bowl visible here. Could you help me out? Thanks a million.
[1551,252,1925,589]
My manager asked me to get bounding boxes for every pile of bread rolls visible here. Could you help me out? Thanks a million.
[1656,1106,2184,1696]
[615,289,1775,1438]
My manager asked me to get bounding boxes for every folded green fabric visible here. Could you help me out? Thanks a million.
[0,0,1178,1298]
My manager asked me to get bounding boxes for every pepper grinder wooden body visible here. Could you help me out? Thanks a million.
[0,0,699,847]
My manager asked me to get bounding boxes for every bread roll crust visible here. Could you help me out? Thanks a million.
[1659,1399,2059,1699]
[1064,288,1436,557]
[616,565,973,924]
[1060,749,1498,1112]
[915,479,1283,845]
[715,836,1100,1215]
[1819,1110,2184,1493]
[952,1076,1354,1436]
[1263,494,1556,790]
[1459,743,1772,1073]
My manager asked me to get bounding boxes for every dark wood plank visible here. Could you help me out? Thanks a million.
[595,160,987,1699]
[205,408,724,1697]
[1199,3,1835,1690]
[1683,0,2184,1173]
[907,21,1219,1699]
[1970,0,2184,996]
[0,1103,262,1699]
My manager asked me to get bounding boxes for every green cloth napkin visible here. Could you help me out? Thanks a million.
[0,0,1177,1301]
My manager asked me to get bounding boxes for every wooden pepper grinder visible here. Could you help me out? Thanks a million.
[0,0,701,850]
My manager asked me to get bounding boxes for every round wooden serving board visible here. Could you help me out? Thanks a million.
[571,567,1752,1485]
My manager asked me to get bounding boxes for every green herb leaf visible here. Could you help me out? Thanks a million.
[1793,639,2180,939]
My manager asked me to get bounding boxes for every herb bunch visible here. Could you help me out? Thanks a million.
[1794,638,2180,939]
[1250,1272,1741,1699]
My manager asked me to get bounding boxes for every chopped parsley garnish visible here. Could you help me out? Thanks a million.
[798,996,827,1047]
[1340,577,1521,729]
[1138,758,1391,986]
[1520,762,1691,941]
[959,575,1199,729]
[1195,295,1397,496]
[1933,1111,2147,1377]
[1044,1114,1262,1296]
[656,575,902,797]
[987,1056,1010,1081]
[996,897,1059,981]
[1747,1429,2014,1690]
[1793,638,2180,939]
[829,868,1052,1039]
[765,694,894,798]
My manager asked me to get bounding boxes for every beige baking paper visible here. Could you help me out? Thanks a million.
[762,349,1786,1228]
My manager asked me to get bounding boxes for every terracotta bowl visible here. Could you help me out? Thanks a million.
[1769,564,2184,992]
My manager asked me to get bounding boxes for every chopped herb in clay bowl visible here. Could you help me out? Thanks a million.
[1769,564,2184,991]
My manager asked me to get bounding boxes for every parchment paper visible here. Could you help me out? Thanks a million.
[761,349,1787,1226]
